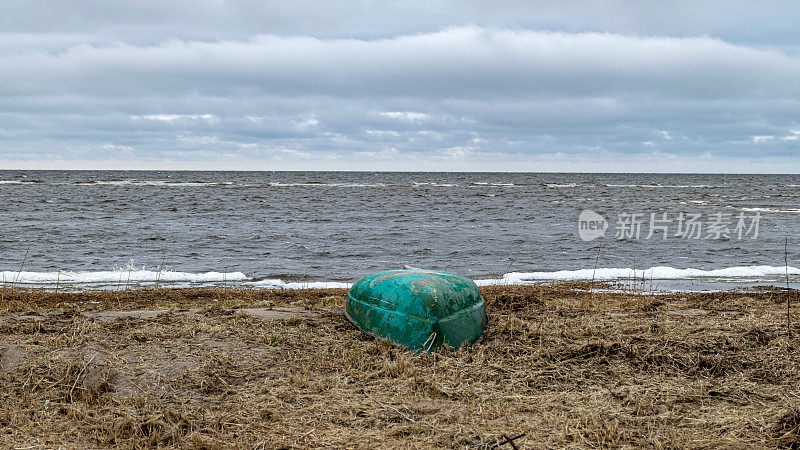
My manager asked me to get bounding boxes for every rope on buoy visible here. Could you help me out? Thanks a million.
[423,331,437,353]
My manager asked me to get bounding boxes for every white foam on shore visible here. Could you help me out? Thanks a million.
[247,279,352,289]
[0,270,249,285]
[247,265,800,290]
[474,265,800,285]
[3,265,797,290]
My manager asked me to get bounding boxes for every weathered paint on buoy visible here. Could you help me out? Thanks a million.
[345,269,488,352]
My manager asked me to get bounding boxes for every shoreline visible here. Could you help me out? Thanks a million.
[0,282,796,310]
[2,272,797,294]
[4,264,800,290]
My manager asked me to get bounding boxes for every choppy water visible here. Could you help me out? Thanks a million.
[1,170,800,290]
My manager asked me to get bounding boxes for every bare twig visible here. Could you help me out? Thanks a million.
[155,258,165,291]
[787,237,791,340]
[589,243,603,301]
[124,265,132,291]
[503,253,521,282]
[11,243,31,290]
[69,353,97,403]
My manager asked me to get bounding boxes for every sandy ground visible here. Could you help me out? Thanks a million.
[2,284,800,448]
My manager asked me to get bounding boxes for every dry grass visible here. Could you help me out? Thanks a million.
[1,283,800,448]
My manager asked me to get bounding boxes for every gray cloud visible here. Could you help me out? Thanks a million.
[3,1,800,45]
[1,3,799,171]
[3,29,799,98]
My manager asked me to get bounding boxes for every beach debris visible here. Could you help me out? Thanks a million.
[499,433,526,449]
[345,268,488,352]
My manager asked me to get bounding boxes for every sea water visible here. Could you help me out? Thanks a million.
[1,170,799,291]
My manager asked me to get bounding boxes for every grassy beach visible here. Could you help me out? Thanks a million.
[2,284,800,448]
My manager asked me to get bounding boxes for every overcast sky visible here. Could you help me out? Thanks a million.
[2,1,799,172]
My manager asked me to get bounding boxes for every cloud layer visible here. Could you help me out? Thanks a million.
[1,2,799,171]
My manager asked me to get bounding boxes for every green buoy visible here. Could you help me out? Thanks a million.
[345,269,488,352]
